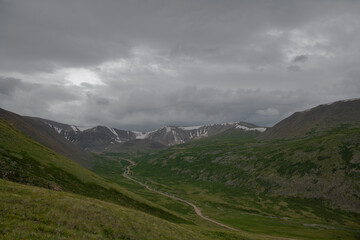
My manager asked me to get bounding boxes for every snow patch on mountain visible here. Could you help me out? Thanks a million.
[133,130,155,139]
[53,126,63,134]
[70,125,79,132]
[235,124,266,132]
[179,125,203,130]
[106,126,119,137]
[77,126,94,131]
[44,123,65,134]
[133,131,147,139]
[165,126,172,133]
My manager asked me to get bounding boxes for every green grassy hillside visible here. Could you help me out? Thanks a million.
[0,179,215,240]
[0,108,94,168]
[0,117,187,224]
[134,127,360,212]
[122,127,360,239]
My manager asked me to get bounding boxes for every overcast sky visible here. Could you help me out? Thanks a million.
[0,0,359,131]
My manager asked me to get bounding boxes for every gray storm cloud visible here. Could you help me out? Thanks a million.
[0,77,22,96]
[0,0,359,130]
[292,55,309,63]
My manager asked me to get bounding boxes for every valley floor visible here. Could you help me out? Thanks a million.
[91,152,360,240]
[122,157,245,232]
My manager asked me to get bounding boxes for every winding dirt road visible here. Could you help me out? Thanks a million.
[121,158,239,231]
[120,158,296,240]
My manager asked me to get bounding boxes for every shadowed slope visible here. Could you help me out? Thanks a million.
[262,99,360,139]
[0,108,94,168]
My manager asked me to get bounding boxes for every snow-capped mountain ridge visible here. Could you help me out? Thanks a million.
[40,118,266,150]
[145,122,266,145]
[40,119,136,150]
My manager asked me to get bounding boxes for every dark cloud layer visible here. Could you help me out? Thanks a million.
[0,0,359,130]
[0,77,22,96]
[292,55,308,63]
[0,76,40,95]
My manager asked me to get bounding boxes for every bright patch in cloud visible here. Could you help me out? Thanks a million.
[284,29,334,62]
[98,47,178,78]
[63,68,103,86]
[266,29,284,37]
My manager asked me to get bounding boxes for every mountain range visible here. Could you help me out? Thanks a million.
[8,97,358,155]
[37,117,266,151]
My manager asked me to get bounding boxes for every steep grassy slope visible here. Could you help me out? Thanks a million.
[0,108,94,168]
[0,117,187,223]
[262,99,360,139]
[0,179,214,240]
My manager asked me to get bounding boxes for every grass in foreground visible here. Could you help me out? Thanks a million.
[0,179,274,240]
[0,179,213,240]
